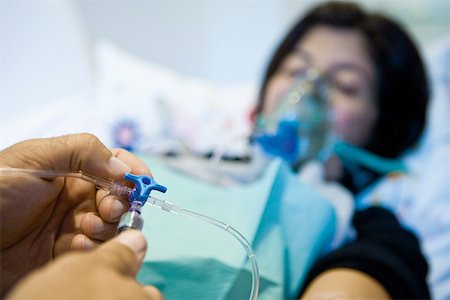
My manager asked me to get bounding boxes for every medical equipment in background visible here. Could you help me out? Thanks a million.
[253,68,334,169]
[0,167,260,300]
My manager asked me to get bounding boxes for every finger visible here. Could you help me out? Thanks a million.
[60,134,131,180]
[80,212,118,241]
[111,148,152,177]
[88,230,147,276]
[142,285,164,300]
[96,190,129,223]
[95,149,151,222]
[71,233,102,251]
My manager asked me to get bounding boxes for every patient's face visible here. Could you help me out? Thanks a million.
[263,25,378,147]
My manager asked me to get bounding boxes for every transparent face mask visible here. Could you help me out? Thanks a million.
[253,68,408,176]
[254,68,335,167]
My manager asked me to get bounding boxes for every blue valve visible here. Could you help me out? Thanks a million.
[123,173,167,205]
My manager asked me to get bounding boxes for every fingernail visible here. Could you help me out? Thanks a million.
[143,285,164,300]
[82,235,95,251]
[110,200,125,221]
[89,213,103,235]
[108,156,130,174]
[71,234,94,251]
[115,230,147,259]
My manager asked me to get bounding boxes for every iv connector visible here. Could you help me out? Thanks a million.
[117,202,144,233]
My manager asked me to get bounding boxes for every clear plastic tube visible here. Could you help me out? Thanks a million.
[0,167,131,197]
[0,167,260,300]
[147,196,260,300]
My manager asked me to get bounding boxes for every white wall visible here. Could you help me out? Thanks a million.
[0,0,92,122]
[1,0,448,122]
[76,0,449,84]
[76,0,304,85]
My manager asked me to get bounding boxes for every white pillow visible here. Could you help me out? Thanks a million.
[1,40,257,155]
[94,39,257,155]
[423,35,450,151]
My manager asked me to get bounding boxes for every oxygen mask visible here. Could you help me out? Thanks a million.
[254,68,335,168]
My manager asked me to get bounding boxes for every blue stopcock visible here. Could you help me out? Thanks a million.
[124,173,167,205]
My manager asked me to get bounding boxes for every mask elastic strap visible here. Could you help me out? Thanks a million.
[333,141,408,175]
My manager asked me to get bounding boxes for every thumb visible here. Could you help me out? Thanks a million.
[88,230,148,276]
[0,134,130,180]
[50,134,131,180]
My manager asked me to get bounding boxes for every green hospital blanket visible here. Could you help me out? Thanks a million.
[137,158,335,299]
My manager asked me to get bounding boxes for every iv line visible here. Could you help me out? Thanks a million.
[0,167,260,300]
[0,168,114,190]
[147,196,260,300]
[0,167,132,197]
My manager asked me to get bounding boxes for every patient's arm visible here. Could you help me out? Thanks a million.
[300,268,389,299]
[299,207,430,299]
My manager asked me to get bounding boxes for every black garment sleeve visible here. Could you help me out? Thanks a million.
[300,207,430,299]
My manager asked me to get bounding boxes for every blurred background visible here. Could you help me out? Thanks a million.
[0,2,448,298]
[1,0,448,118]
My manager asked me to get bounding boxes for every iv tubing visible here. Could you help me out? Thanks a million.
[146,196,260,300]
[0,167,260,299]
[0,168,129,195]
[184,209,260,300]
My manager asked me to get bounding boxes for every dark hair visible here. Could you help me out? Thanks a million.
[256,1,429,158]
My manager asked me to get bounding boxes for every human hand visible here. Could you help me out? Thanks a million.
[0,134,151,295]
[6,230,163,300]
